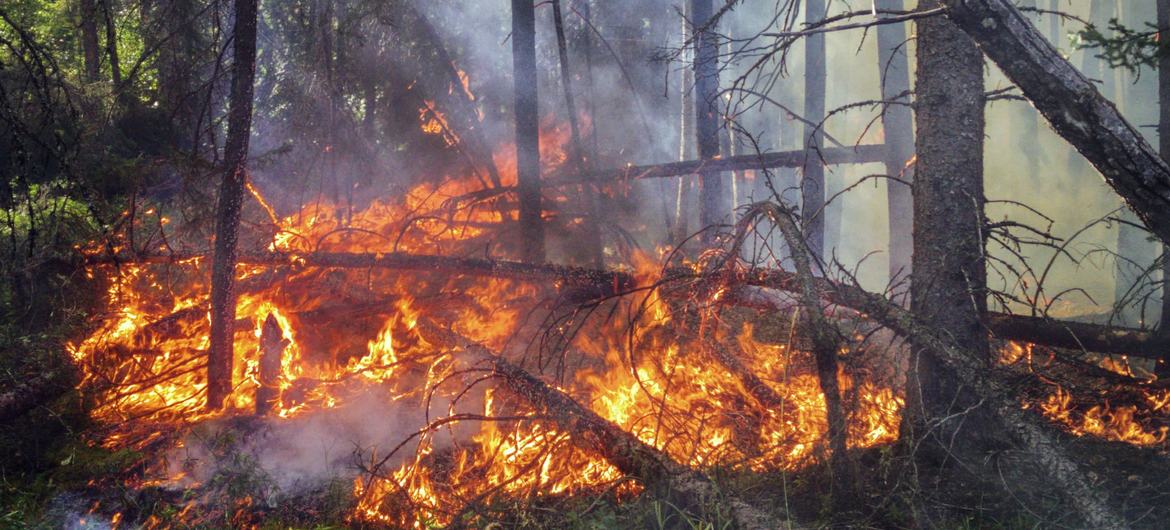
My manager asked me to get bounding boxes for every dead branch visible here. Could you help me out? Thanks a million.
[417,322,795,530]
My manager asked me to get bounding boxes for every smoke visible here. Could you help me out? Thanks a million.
[161,383,482,497]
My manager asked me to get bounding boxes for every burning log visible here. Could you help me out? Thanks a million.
[255,313,286,416]
[417,322,794,530]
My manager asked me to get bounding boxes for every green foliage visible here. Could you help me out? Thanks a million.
[1074,18,1167,73]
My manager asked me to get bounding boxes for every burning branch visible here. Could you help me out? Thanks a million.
[417,321,797,530]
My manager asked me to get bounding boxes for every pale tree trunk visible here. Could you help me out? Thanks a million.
[873,0,913,285]
[692,0,724,244]
[673,3,695,245]
[801,0,826,260]
[906,0,989,443]
[939,0,1170,246]
[512,0,544,262]
[79,0,101,82]
[207,0,258,409]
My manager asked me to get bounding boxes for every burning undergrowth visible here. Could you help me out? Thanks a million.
[64,163,911,528]
[61,174,1170,528]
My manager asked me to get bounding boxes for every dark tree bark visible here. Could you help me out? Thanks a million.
[79,0,101,82]
[512,0,544,263]
[691,0,724,244]
[907,0,988,437]
[100,0,121,86]
[873,0,914,284]
[940,0,1170,246]
[801,0,826,260]
[207,0,258,409]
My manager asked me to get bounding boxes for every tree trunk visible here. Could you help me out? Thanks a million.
[801,0,826,260]
[512,0,544,263]
[79,0,101,82]
[552,0,604,267]
[907,0,989,441]
[940,0,1170,246]
[1155,0,1170,329]
[873,0,914,284]
[207,0,258,410]
[692,0,724,244]
[101,0,122,87]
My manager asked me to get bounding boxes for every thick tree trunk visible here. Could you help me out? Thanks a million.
[79,0,101,82]
[692,0,724,244]
[873,0,914,284]
[801,0,826,261]
[907,0,989,442]
[940,0,1170,246]
[512,0,544,263]
[207,0,258,410]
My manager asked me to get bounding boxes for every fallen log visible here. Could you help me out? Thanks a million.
[87,250,1170,359]
[548,144,887,186]
[417,322,793,530]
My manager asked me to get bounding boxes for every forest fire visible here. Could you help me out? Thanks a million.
[8,0,1170,527]
[59,113,919,526]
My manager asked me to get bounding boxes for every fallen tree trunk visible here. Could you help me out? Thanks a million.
[87,250,1170,359]
[418,322,791,530]
[549,144,886,186]
[940,0,1170,245]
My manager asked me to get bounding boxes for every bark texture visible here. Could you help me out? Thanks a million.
[908,0,989,440]
[207,0,258,409]
[941,0,1170,246]
[512,0,544,262]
